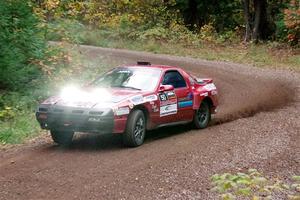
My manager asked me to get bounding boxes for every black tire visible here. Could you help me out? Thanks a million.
[50,130,74,147]
[123,110,146,147]
[193,100,211,129]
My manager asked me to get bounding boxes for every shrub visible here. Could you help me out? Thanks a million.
[0,0,47,90]
[199,23,217,42]
[211,169,300,200]
[46,19,85,43]
[284,0,300,45]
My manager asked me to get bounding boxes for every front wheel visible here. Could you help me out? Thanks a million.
[50,130,74,147]
[123,110,146,147]
[193,101,211,129]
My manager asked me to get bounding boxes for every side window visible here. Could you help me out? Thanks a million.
[162,71,187,88]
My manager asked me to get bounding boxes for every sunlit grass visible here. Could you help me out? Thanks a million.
[0,113,39,144]
[60,27,299,71]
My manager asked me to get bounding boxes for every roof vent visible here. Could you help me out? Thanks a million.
[137,61,151,66]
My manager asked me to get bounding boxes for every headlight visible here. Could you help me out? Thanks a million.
[60,86,112,102]
[60,85,81,101]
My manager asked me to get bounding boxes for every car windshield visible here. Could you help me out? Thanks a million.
[92,67,162,91]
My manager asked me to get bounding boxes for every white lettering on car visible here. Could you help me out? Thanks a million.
[160,103,177,117]
[115,107,130,116]
[144,94,158,102]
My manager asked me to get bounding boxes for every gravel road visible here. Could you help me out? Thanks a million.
[0,45,299,200]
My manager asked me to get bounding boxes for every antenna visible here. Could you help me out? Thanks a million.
[137,61,151,66]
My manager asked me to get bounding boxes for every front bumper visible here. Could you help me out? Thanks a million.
[36,106,115,133]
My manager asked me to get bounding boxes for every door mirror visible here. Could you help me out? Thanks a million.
[159,84,174,92]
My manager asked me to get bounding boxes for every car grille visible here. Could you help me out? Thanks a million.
[72,110,84,114]
[89,111,103,115]
[39,108,48,112]
[53,108,64,113]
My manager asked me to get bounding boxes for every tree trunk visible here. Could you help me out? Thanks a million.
[187,0,200,29]
[258,0,269,40]
[242,0,251,42]
[253,0,263,42]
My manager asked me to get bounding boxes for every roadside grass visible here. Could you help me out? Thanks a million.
[105,39,300,71]
[0,113,39,144]
[0,45,113,145]
[0,91,41,144]
[48,25,299,71]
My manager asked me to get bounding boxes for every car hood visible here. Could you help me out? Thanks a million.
[43,87,144,109]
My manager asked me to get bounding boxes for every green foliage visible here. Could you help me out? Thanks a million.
[35,0,299,45]
[211,169,300,200]
[0,107,15,121]
[0,0,47,90]
[0,91,41,144]
[275,18,289,42]
[0,113,39,144]
[46,19,85,43]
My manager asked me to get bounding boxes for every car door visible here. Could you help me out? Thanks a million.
[158,70,194,124]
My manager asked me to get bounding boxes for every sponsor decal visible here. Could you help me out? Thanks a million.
[129,94,158,106]
[88,117,101,122]
[200,92,208,97]
[165,91,176,99]
[130,95,144,105]
[160,99,177,106]
[144,94,158,102]
[203,83,217,91]
[178,97,189,101]
[115,107,130,116]
[178,100,193,108]
[178,92,193,102]
[151,103,159,112]
[160,103,177,117]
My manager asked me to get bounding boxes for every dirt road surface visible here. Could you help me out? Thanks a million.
[0,45,299,199]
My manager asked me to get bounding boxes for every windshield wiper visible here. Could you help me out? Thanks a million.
[114,86,141,90]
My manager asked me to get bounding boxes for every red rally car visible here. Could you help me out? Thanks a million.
[36,62,218,147]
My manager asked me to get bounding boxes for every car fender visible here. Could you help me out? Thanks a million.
[192,84,218,111]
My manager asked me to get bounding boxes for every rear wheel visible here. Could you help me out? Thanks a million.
[193,101,211,129]
[50,130,74,147]
[123,110,146,147]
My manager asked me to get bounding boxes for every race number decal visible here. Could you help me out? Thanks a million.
[159,93,168,101]
[159,91,177,117]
